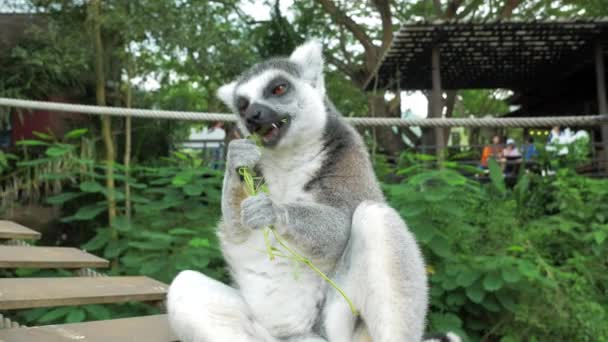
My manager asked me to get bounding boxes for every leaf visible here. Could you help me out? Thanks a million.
[140,260,167,275]
[82,228,111,251]
[481,295,501,312]
[456,269,480,287]
[183,183,205,196]
[189,238,210,248]
[428,236,452,258]
[169,228,197,236]
[104,240,128,259]
[66,308,86,323]
[111,216,134,232]
[45,146,71,157]
[465,282,486,303]
[501,267,522,283]
[172,170,194,186]
[411,224,436,243]
[32,131,53,140]
[446,291,467,306]
[73,205,106,220]
[483,272,504,291]
[430,312,462,333]
[593,231,607,245]
[83,305,111,320]
[80,181,105,193]
[63,128,88,139]
[129,241,169,251]
[517,260,539,278]
[496,291,517,312]
[38,307,72,323]
[16,139,49,146]
[488,158,506,194]
[20,307,49,323]
[46,192,84,205]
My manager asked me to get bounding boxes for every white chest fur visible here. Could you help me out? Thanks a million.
[259,139,325,204]
[222,140,328,336]
[223,229,327,337]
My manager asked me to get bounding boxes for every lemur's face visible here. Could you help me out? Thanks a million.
[217,41,327,149]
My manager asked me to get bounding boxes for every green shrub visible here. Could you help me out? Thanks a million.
[383,153,608,341]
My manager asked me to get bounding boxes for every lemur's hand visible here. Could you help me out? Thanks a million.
[227,139,261,173]
[240,193,277,229]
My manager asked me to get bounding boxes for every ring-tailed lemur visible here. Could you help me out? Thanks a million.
[167,41,460,342]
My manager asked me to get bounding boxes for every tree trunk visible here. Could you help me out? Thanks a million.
[124,60,133,222]
[368,94,407,156]
[90,0,117,268]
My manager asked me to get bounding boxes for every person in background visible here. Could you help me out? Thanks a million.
[522,136,540,172]
[547,126,561,143]
[522,136,538,161]
[480,135,503,169]
[502,138,522,175]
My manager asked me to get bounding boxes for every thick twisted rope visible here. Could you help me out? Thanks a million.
[1,98,607,128]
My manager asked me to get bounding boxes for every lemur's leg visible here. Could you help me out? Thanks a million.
[323,201,428,342]
[167,270,277,342]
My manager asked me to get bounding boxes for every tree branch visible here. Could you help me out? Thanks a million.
[371,0,393,53]
[388,93,401,113]
[324,53,358,80]
[457,0,485,19]
[500,0,521,18]
[432,0,444,17]
[316,0,376,60]
[445,0,464,19]
[337,25,355,66]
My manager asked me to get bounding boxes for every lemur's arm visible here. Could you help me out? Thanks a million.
[220,139,261,243]
[240,195,351,260]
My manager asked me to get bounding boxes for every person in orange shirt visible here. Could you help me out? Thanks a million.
[480,135,504,169]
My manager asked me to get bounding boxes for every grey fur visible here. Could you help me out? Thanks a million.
[167,40,439,342]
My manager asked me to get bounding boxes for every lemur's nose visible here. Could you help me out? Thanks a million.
[245,103,277,125]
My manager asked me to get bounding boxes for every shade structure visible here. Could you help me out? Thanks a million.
[365,19,608,92]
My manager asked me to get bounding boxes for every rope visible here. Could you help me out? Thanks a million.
[1,97,607,128]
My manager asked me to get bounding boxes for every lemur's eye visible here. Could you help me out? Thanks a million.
[236,98,249,114]
[272,84,288,96]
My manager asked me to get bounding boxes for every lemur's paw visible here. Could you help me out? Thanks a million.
[240,193,277,229]
[227,139,261,171]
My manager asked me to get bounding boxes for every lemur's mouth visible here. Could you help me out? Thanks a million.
[253,117,290,146]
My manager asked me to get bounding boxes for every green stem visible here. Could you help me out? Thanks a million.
[269,228,358,315]
[238,165,358,316]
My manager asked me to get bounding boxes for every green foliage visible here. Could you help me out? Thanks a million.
[383,153,608,341]
[9,130,225,325]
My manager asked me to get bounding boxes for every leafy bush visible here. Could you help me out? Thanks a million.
[5,130,225,324]
[5,131,607,340]
[383,153,608,341]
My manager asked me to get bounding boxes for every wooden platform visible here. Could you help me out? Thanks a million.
[0,276,168,310]
[0,246,109,269]
[0,314,177,342]
[0,221,41,240]
[0,219,175,341]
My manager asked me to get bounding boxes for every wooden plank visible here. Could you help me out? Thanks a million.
[0,277,168,310]
[0,314,178,342]
[0,246,109,269]
[0,221,41,240]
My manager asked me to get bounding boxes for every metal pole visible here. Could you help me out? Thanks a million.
[431,46,445,158]
[595,42,608,172]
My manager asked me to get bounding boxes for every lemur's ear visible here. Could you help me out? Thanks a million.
[216,81,237,112]
[290,40,325,94]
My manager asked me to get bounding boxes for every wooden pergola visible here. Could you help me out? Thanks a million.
[365,19,608,154]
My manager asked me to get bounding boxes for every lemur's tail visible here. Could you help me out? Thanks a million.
[423,332,462,342]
